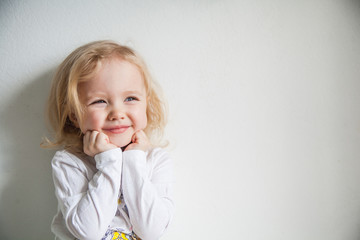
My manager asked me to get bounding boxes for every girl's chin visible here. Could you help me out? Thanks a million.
[111,138,132,149]
[108,131,136,149]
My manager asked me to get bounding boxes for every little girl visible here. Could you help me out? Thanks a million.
[43,40,174,240]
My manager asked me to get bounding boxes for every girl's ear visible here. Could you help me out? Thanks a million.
[69,113,79,128]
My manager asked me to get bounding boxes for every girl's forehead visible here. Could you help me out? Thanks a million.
[77,58,147,95]
[80,57,144,83]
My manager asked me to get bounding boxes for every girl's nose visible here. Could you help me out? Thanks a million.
[108,109,125,121]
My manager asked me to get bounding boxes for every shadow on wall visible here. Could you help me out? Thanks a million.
[0,70,57,239]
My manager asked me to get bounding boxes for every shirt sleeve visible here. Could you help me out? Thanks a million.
[51,148,123,240]
[121,148,174,240]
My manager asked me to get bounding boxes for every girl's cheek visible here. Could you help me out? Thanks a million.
[82,112,103,131]
[136,111,148,130]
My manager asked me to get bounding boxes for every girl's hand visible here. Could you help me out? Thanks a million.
[124,130,151,152]
[83,131,118,157]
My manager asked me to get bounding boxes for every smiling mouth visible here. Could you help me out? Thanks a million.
[103,126,130,134]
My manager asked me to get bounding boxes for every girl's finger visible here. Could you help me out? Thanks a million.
[132,133,138,143]
[132,130,149,145]
[97,132,109,144]
[83,131,91,144]
[132,130,144,143]
[89,131,99,144]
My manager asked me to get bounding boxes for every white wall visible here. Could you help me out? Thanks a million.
[1,0,360,239]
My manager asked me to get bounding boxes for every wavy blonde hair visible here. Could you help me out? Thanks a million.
[42,40,167,152]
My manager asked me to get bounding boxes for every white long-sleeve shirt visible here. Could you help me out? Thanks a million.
[51,148,174,240]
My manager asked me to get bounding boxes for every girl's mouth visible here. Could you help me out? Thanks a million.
[103,126,129,134]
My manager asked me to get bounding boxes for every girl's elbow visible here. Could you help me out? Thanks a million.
[136,219,171,240]
[66,216,107,240]
[137,205,174,239]
[137,229,164,240]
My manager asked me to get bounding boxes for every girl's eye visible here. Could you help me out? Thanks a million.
[91,99,106,105]
[125,96,138,102]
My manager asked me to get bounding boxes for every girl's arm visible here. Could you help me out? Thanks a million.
[122,145,174,240]
[52,148,122,240]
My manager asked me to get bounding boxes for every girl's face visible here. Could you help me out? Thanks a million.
[75,57,148,148]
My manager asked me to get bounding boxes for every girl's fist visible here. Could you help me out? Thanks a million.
[124,130,151,152]
[83,131,117,157]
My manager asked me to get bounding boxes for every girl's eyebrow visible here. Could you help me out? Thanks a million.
[121,90,145,96]
[85,91,107,98]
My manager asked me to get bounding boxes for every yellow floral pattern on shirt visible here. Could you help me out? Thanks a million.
[112,232,129,240]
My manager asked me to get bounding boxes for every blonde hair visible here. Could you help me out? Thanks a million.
[42,40,167,151]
